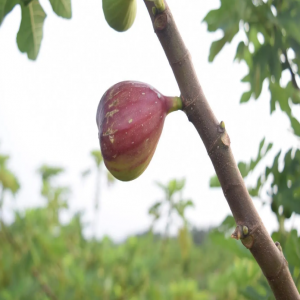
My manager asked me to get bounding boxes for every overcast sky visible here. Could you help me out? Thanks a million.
[0,0,299,241]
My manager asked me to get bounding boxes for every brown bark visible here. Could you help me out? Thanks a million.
[143,1,300,299]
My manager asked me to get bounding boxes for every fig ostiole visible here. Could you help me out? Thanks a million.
[102,0,137,32]
[96,81,182,182]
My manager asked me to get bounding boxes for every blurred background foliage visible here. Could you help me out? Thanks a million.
[1,0,300,299]
[1,149,300,299]
[0,158,265,299]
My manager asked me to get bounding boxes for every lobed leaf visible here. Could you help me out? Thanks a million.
[16,0,46,60]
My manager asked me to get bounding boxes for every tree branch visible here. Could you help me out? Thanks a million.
[143,1,300,299]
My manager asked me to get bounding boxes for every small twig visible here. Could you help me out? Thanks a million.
[283,50,300,90]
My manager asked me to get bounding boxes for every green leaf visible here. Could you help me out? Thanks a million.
[49,0,71,19]
[285,230,300,268]
[238,162,248,178]
[209,37,227,62]
[251,45,270,99]
[209,175,220,188]
[149,201,162,212]
[0,169,20,194]
[220,215,235,231]
[290,116,300,136]
[237,138,272,179]
[106,171,115,185]
[268,47,281,82]
[0,0,19,25]
[148,201,162,219]
[16,0,46,60]
[248,176,262,197]
[252,64,263,99]
[289,37,300,59]
[202,0,243,33]
[38,165,64,182]
[265,149,300,215]
[278,8,300,44]
[240,90,252,103]
[248,27,260,51]
[167,178,185,197]
[209,25,239,62]
[174,199,194,218]
[241,286,269,300]
[21,0,34,5]
[269,81,292,114]
[235,41,245,62]
[0,154,20,194]
[155,180,168,192]
[0,155,9,167]
[235,41,252,66]
[241,74,250,83]
[291,88,300,105]
[265,150,281,178]
[90,150,103,167]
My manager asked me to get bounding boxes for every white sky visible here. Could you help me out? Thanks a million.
[0,0,299,241]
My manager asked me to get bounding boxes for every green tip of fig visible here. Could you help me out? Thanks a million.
[102,0,137,32]
[96,81,182,181]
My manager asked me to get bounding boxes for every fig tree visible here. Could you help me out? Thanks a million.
[102,0,137,32]
[96,81,182,181]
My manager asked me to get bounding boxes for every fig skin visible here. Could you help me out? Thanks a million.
[102,0,137,32]
[96,81,182,181]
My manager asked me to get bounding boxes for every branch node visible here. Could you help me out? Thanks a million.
[231,224,249,240]
[265,252,288,282]
[221,132,230,147]
[219,120,225,131]
[242,235,254,249]
[181,94,197,109]
[154,13,168,32]
[243,225,249,235]
[275,241,283,253]
[232,225,254,249]
[208,130,230,157]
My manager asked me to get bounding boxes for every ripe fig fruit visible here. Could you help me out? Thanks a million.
[96,81,182,181]
[102,0,137,32]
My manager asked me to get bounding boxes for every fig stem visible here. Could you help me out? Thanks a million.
[147,0,165,12]
[166,96,182,114]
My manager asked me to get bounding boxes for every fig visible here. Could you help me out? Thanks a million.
[96,81,182,181]
[102,0,137,32]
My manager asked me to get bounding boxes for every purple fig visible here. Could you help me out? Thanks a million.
[96,81,182,181]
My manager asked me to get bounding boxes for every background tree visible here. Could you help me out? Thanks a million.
[205,0,300,295]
